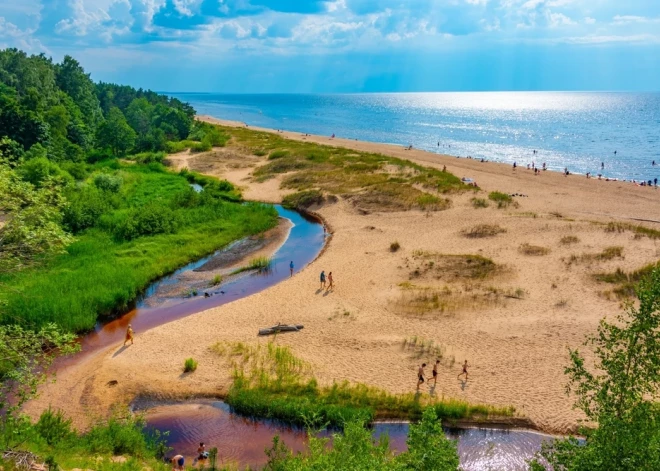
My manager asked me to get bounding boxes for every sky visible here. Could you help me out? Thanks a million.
[1,0,659,92]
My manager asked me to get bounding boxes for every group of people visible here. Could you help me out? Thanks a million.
[169,442,209,470]
[319,270,334,291]
[416,360,470,390]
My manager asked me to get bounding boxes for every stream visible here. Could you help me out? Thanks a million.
[140,400,556,471]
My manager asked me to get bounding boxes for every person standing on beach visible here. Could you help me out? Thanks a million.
[171,454,185,470]
[513,162,517,171]
[457,360,469,381]
[417,363,427,390]
[327,272,334,291]
[601,162,605,170]
[320,270,326,289]
[124,324,134,346]
[432,359,440,386]
[289,261,294,277]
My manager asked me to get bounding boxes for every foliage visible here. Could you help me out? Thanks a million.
[470,197,489,208]
[96,107,136,156]
[488,191,515,208]
[282,190,324,210]
[0,324,78,449]
[93,173,123,192]
[530,268,660,470]
[390,241,401,252]
[183,358,198,372]
[35,408,74,446]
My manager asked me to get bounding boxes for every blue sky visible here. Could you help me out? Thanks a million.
[1,0,659,92]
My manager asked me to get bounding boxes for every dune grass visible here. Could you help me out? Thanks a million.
[593,261,660,299]
[0,164,278,332]
[518,243,550,256]
[410,252,500,281]
[213,341,514,429]
[461,224,507,239]
[560,235,580,245]
[565,246,624,265]
[488,191,516,209]
[604,222,660,239]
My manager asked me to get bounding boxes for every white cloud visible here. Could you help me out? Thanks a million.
[547,12,575,27]
[612,15,660,25]
[561,34,660,44]
[584,16,595,24]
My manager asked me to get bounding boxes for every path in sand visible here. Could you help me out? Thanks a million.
[26,119,660,434]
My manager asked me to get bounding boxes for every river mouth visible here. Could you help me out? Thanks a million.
[72,205,327,356]
[138,399,557,471]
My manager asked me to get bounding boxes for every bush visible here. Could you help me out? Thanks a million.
[519,243,550,256]
[184,358,198,372]
[17,157,72,187]
[93,173,122,192]
[470,197,489,208]
[282,190,324,210]
[113,202,179,241]
[560,235,580,245]
[390,241,401,252]
[488,191,514,208]
[63,186,112,233]
[130,151,166,164]
[268,149,290,160]
[462,224,507,239]
[35,408,74,446]
[84,415,154,457]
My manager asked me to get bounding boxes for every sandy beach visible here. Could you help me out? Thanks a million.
[26,117,660,435]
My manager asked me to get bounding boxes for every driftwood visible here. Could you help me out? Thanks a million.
[258,324,304,336]
[2,450,43,470]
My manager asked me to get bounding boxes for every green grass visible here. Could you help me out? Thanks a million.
[488,191,515,209]
[461,224,507,239]
[215,341,514,429]
[183,357,198,373]
[604,222,660,239]
[282,189,324,210]
[470,197,489,208]
[0,163,278,332]
[593,261,660,299]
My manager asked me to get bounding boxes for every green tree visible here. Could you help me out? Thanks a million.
[530,268,660,470]
[96,107,136,156]
[0,324,78,450]
[55,55,102,132]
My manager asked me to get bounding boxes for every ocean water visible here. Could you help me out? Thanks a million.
[170,92,660,182]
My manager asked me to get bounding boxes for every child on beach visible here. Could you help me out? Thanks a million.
[327,272,334,291]
[457,360,469,381]
[124,324,134,346]
[417,363,427,390]
[290,261,294,277]
[432,359,440,386]
[320,271,326,289]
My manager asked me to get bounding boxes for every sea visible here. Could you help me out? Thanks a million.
[170,92,660,182]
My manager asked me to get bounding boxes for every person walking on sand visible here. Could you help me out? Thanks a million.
[417,363,427,390]
[320,270,326,289]
[289,260,294,277]
[124,324,134,346]
[432,359,440,386]
[457,360,469,381]
[171,454,185,470]
[327,272,334,291]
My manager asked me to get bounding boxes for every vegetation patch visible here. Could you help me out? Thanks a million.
[488,191,517,209]
[213,341,514,429]
[409,252,500,281]
[565,246,624,265]
[470,197,489,208]
[183,357,198,373]
[593,261,660,299]
[462,224,507,239]
[603,221,660,239]
[519,243,550,256]
[390,241,401,252]
[349,183,452,212]
[560,235,580,245]
[393,283,514,316]
[282,189,324,210]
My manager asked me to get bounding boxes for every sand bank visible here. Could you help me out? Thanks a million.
[26,117,660,435]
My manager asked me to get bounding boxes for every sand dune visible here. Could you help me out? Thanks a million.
[26,119,660,434]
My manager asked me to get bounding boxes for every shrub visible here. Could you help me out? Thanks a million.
[130,151,166,164]
[282,190,324,210]
[560,235,580,245]
[63,186,112,233]
[462,224,506,238]
[519,243,550,256]
[210,274,223,286]
[113,202,179,241]
[35,408,74,446]
[184,357,198,372]
[253,149,267,157]
[17,157,72,187]
[84,415,153,457]
[488,191,514,208]
[470,197,489,208]
[93,173,122,192]
[268,149,290,160]
[390,241,401,252]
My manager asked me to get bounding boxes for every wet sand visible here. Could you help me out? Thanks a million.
[26,117,660,435]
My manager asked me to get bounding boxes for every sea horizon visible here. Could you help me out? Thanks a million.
[170,91,660,183]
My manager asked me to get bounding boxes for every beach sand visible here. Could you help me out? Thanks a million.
[26,117,660,434]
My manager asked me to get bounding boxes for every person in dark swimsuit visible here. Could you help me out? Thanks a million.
[320,270,326,289]
[417,363,426,390]
[289,260,294,277]
[171,454,185,470]
[457,360,469,381]
[432,359,440,385]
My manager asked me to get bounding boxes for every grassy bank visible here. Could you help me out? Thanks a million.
[216,125,471,212]
[214,341,515,430]
[0,162,278,332]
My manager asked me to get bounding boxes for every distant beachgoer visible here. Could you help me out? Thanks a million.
[327,272,334,291]
[171,454,185,470]
[417,363,427,390]
[437,142,440,147]
[432,359,440,385]
[331,133,335,139]
[586,172,590,179]
[197,442,208,460]
[564,167,569,177]
[457,360,469,381]
[320,271,326,289]
[534,168,538,175]
[542,162,546,170]
[442,165,446,172]
[614,150,617,155]
[513,162,517,171]
[653,160,656,166]
[655,178,658,186]
[601,162,605,170]
[290,261,294,277]
[124,324,134,346]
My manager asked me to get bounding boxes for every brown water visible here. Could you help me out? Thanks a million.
[67,205,326,360]
[141,400,557,470]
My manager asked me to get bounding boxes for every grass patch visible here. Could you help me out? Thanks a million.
[390,241,401,252]
[518,243,550,256]
[394,284,506,316]
[214,341,514,429]
[183,358,198,373]
[603,222,660,239]
[349,184,452,212]
[488,191,516,209]
[402,337,455,368]
[593,261,660,299]
[210,274,223,287]
[282,189,324,210]
[231,256,272,276]
[470,197,489,208]
[462,224,507,239]
[410,252,500,281]
[560,235,580,245]
[0,163,278,332]
[565,246,624,265]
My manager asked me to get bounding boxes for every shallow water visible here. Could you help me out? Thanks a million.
[171,92,660,182]
[142,400,556,471]
[76,205,326,354]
